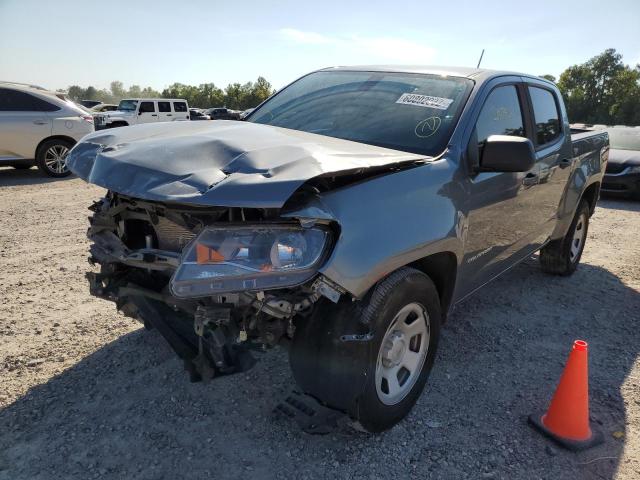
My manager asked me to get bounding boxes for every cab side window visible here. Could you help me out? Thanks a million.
[476,85,525,150]
[158,101,171,112]
[139,101,155,113]
[528,87,561,146]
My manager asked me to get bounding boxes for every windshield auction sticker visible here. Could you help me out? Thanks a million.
[396,93,454,110]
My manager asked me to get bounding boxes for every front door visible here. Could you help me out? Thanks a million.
[137,101,158,124]
[458,82,546,297]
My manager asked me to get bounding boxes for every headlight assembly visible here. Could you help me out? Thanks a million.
[170,224,331,297]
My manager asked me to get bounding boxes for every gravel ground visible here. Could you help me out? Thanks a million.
[1,166,639,480]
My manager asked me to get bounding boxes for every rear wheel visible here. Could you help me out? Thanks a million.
[539,200,590,275]
[290,267,441,432]
[36,139,73,177]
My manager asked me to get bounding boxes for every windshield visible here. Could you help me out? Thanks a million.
[118,99,138,111]
[249,70,473,156]
[608,128,640,151]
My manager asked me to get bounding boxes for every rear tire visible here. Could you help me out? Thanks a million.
[539,200,590,275]
[290,267,441,432]
[36,139,73,177]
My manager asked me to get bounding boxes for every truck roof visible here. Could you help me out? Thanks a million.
[321,65,554,85]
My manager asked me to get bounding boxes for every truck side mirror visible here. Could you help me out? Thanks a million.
[480,135,536,172]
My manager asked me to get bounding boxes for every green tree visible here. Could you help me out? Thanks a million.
[84,86,98,100]
[110,81,126,100]
[61,77,274,110]
[557,49,640,125]
[66,85,86,101]
[540,74,556,83]
[127,84,142,98]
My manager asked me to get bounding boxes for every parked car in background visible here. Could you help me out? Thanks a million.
[68,66,608,432]
[0,81,94,177]
[94,98,190,130]
[206,107,240,120]
[601,127,640,198]
[80,100,102,108]
[189,108,210,120]
[90,103,118,113]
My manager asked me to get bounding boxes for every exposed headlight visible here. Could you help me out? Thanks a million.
[170,225,331,297]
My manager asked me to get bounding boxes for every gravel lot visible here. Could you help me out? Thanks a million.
[1,166,639,480]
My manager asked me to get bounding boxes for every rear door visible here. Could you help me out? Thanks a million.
[137,101,158,123]
[524,81,572,236]
[172,101,189,121]
[0,88,53,160]
[157,101,173,122]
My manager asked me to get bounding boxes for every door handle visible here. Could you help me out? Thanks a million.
[33,120,48,125]
[151,114,157,117]
[167,114,172,116]
[522,172,539,187]
[559,158,572,169]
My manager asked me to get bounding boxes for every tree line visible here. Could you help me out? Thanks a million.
[542,48,639,126]
[62,77,275,111]
[61,49,639,124]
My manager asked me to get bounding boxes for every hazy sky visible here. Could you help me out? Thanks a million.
[1,0,639,92]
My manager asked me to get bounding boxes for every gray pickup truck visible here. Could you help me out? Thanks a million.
[67,66,609,432]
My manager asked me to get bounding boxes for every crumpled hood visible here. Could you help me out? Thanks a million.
[67,120,427,208]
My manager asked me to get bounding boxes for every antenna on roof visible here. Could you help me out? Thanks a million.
[476,49,485,69]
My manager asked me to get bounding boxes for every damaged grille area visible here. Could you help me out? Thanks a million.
[85,192,340,383]
[153,216,196,252]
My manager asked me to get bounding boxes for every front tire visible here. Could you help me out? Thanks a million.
[539,200,590,275]
[290,268,441,432]
[36,139,73,177]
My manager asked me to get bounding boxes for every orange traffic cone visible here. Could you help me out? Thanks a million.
[529,340,603,451]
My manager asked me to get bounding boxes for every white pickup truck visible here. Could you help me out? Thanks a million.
[93,98,190,130]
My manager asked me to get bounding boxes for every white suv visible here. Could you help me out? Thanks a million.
[0,82,95,177]
[94,98,190,130]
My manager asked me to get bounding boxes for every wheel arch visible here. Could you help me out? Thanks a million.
[580,181,600,216]
[35,135,77,158]
[408,251,458,321]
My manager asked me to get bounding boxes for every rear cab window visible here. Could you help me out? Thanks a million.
[528,86,562,146]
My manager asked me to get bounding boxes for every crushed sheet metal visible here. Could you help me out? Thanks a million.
[66,121,428,209]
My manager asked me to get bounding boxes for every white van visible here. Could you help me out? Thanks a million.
[94,98,190,130]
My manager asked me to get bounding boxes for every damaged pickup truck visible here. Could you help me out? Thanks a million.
[67,66,609,432]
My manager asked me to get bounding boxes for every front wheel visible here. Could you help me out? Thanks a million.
[290,268,441,432]
[36,139,73,177]
[539,200,590,275]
